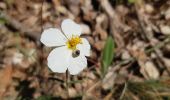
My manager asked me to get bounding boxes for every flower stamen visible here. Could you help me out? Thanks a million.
[66,35,82,50]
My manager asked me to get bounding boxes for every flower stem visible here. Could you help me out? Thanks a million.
[66,70,69,99]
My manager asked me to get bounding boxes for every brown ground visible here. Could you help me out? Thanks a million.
[0,0,170,100]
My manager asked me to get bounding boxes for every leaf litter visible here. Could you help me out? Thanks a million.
[0,0,170,99]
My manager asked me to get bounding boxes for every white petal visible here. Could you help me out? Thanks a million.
[47,46,71,73]
[40,28,67,47]
[68,56,87,75]
[61,19,82,38]
[77,38,91,56]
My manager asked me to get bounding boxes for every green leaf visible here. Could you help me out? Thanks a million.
[128,0,136,4]
[101,36,115,77]
[0,18,7,24]
[68,80,83,84]
[36,95,53,100]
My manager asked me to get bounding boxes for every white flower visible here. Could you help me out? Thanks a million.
[40,19,91,75]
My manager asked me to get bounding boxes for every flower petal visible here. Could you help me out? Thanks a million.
[77,38,91,56]
[47,46,71,73]
[61,19,82,38]
[40,28,67,47]
[68,56,87,75]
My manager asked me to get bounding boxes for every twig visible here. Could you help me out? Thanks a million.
[41,0,45,33]
[134,2,170,75]
[113,36,170,73]
[119,82,127,100]
[82,80,101,100]
[66,70,69,99]
[154,92,170,96]
[146,37,170,53]
[87,58,100,68]
[100,0,125,51]
[1,12,41,41]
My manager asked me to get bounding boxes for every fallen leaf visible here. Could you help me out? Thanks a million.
[102,70,116,90]
[160,25,170,35]
[0,65,13,99]
[144,61,159,79]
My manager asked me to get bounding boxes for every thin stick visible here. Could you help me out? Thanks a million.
[66,70,69,99]
[41,0,45,32]
[119,82,127,100]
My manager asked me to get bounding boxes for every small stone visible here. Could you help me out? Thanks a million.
[144,61,159,79]
[145,4,154,14]
[150,53,157,59]
[121,50,131,60]
[165,44,170,51]
[160,25,170,35]
[12,52,24,65]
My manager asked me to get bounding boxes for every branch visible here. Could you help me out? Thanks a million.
[1,12,41,41]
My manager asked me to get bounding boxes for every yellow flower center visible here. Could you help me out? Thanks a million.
[66,36,82,50]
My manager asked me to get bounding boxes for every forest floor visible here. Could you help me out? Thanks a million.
[0,0,170,100]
